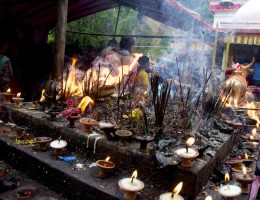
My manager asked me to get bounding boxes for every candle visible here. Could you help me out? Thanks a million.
[118,170,144,200]
[219,172,241,199]
[185,137,195,153]
[159,182,184,200]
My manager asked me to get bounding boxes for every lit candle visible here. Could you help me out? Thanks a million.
[159,182,184,200]
[118,170,144,200]
[185,137,195,153]
[219,172,241,199]
[225,172,230,189]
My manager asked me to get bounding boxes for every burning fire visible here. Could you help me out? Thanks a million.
[40,89,46,102]
[242,165,247,176]
[224,173,230,183]
[6,88,10,93]
[105,157,110,162]
[131,170,137,180]
[17,93,21,98]
[246,102,260,125]
[77,96,94,113]
[185,137,195,146]
[245,153,248,160]
[249,135,254,141]
[173,182,183,195]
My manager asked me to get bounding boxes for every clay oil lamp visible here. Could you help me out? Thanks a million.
[243,153,254,166]
[118,170,144,200]
[159,182,184,200]
[218,173,241,200]
[15,187,37,200]
[68,114,80,128]
[50,138,67,156]
[234,165,256,194]
[1,88,14,104]
[34,137,52,151]
[12,126,24,137]
[115,130,132,145]
[174,137,199,168]
[96,156,115,177]
[232,164,252,174]
[80,117,98,132]
[12,93,24,108]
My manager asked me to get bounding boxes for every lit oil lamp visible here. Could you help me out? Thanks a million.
[159,182,184,200]
[96,156,115,177]
[218,172,241,200]
[243,153,254,166]
[174,137,199,168]
[1,88,14,104]
[12,93,24,108]
[234,165,256,194]
[118,170,144,200]
[50,138,67,156]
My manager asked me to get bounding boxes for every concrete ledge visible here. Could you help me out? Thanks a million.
[0,105,237,199]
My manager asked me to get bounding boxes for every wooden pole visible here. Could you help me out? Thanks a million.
[54,0,68,82]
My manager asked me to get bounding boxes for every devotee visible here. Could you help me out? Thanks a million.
[103,35,139,93]
[133,55,151,95]
[100,39,119,57]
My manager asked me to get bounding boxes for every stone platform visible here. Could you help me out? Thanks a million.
[0,105,238,200]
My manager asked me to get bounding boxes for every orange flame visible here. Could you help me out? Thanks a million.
[242,165,247,176]
[245,153,248,160]
[17,93,21,98]
[185,137,195,146]
[40,89,46,102]
[173,182,183,195]
[224,173,230,183]
[6,88,10,93]
[77,96,94,113]
[131,170,138,180]
[105,157,110,162]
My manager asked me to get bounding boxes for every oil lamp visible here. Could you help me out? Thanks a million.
[96,156,115,177]
[159,182,184,200]
[234,165,256,194]
[243,153,254,166]
[12,93,24,108]
[115,130,132,145]
[118,170,144,200]
[174,137,199,168]
[79,117,98,132]
[1,88,14,104]
[50,138,67,156]
[218,172,241,200]
[34,137,52,151]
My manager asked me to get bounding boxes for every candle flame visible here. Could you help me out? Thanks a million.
[17,93,21,98]
[242,166,247,176]
[40,89,46,102]
[7,88,10,93]
[249,135,254,141]
[224,173,230,183]
[205,196,213,200]
[131,170,137,180]
[245,153,248,160]
[185,137,195,146]
[173,182,183,195]
[252,128,257,137]
[105,157,110,162]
